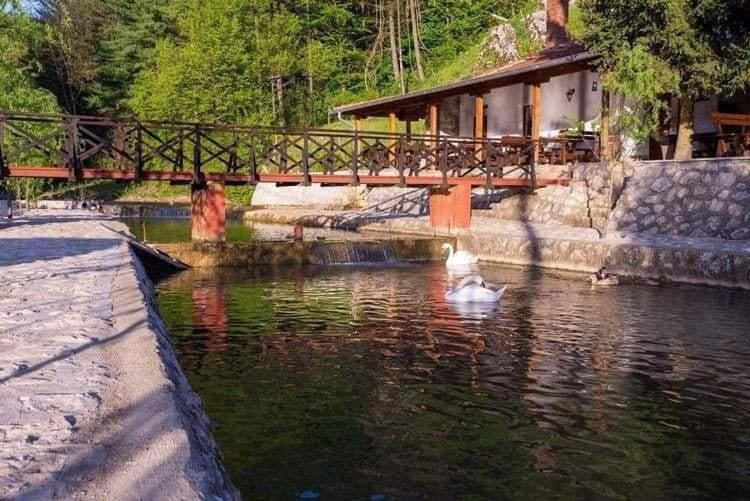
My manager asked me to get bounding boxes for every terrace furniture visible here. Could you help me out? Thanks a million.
[711,112,750,157]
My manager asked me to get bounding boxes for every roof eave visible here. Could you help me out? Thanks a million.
[332,50,599,118]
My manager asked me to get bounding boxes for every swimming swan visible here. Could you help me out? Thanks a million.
[445,275,507,303]
[441,243,479,267]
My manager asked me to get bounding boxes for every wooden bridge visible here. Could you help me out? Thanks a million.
[0,111,568,239]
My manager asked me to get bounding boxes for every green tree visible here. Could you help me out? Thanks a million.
[35,0,110,113]
[86,0,172,113]
[571,0,750,159]
[130,0,302,124]
[0,1,60,204]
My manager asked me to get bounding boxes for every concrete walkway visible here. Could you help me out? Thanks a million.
[0,210,236,500]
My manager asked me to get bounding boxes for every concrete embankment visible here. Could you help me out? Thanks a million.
[156,237,453,267]
[365,216,750,289]
[0,211,237,499]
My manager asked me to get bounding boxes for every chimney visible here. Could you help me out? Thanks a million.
[546,0,570,48]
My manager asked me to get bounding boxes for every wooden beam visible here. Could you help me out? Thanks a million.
[474,94,485,161]
[429,103,439,148]
[531,83,542,163]
[600,89,610,161]
[388,112,397,135]
[4,166,568,188]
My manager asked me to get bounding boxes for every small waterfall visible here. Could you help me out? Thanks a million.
[310,241,398,265]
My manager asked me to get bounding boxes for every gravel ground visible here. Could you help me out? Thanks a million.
[0,210,237,500]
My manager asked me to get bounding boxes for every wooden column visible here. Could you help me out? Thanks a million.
[474,94,485,161]
[600,89,610,161]
[388,111,398,161]
[429,103,439,148]
[405,119,412,138]
[191,179,226,243]
[531,83,542,163]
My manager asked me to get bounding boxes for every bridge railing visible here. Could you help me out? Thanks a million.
[0,111,545,188]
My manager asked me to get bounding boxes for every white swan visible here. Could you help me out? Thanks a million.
[445,275,507,303]
[441,243,479,267]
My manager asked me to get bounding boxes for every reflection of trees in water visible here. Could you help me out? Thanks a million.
[157,264,750,499]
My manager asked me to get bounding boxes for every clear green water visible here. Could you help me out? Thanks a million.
[155,263,750,500]
[122,217,253,243]
[121,217,387,244]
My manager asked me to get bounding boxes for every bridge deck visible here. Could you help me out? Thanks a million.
[5,166,566,188]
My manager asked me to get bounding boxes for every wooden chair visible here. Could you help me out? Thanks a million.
[711,112,750,157]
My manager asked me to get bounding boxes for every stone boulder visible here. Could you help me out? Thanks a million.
[475,24,519,73]
[486,24,519,62]
[525,10,546,44]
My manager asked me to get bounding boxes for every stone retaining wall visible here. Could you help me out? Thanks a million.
[487,162,611,230]
[607,158,750,240]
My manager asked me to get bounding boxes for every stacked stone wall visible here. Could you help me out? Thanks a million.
[488,162,611,230]
[607,158,750,240]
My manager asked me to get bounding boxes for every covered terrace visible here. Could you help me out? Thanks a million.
[332,42,609,174]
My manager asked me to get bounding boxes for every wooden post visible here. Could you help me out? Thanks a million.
[531,83,542,164]
[388,112,397,135]
[388,112,397,162]
[600,89,610,161]
[474,94,485,161]
[405,119,412,138]
[351,116,361,184]
[429,103,439,149]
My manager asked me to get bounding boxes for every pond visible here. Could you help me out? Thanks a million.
[155,263,750,500]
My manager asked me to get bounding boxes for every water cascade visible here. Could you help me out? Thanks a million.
[309,241,398,265]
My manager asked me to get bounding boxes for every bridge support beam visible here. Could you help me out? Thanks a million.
[191,179,226,243]
[429,184,472,229]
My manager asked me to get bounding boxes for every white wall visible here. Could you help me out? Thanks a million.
[540,70,601,136]
[486,84,526,136]
[454,69,602,138]
[458,94,475,136]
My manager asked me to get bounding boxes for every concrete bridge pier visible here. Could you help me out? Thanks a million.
[191,179,226,243]
[429,184,472,229]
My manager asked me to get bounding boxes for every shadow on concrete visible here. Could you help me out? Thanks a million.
[0,305,143,385]
[294,186,510,230]
[0,237,121,268]
[0,214,113,231]
[297,188,430,229]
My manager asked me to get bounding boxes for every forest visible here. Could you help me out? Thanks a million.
[1,0,747,202]
[0,0,541,127]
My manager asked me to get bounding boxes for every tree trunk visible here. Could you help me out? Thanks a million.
[407,0,424,80]
[387,5,404,94]
[674,95,694,160]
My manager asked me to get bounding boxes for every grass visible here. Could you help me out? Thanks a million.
[39,179,255,206]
